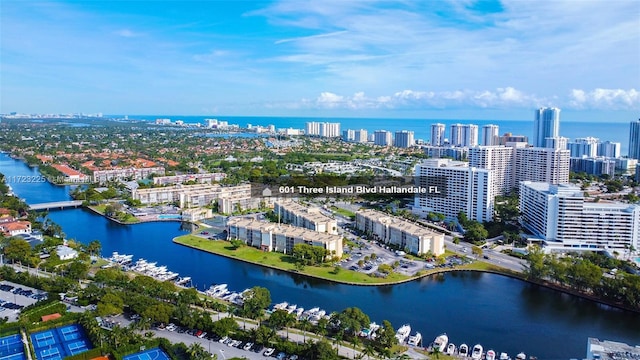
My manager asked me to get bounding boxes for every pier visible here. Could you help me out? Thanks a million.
[29,200,83,211]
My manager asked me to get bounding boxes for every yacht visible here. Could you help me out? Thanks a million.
[471,344,483,360]
[294,307,304,318]
[499,352,511,360]
[459,344,469,357]
[433,333,449,352]
[446,343,456,355]
[286,304,297,313]
[395,324,411,344]
[273,302,288,311]
[486,349,496,360]
[516,353,526,360]
[407,332,422,346]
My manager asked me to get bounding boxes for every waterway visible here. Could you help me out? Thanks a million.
[1,153,638,359]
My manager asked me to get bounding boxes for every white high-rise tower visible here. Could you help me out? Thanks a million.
[534,107,561,148]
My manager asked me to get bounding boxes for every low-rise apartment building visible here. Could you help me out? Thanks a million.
[130,183,253,209]
[93,167,165,184]
[355,209,444,256]
[274,200,338,234]
[152,172,227,185]
[226,218,343,258]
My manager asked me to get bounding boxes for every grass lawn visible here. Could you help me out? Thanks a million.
[174,235,414,285]
[329,206,356,219]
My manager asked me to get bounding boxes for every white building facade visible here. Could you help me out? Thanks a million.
[534,107,561,147]
[519,182,640,253]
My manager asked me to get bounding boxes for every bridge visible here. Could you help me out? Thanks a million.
[29,200,83,211]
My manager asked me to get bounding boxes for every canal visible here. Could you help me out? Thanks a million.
[1,153,638,358]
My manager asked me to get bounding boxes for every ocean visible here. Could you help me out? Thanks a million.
[112,115,634,154]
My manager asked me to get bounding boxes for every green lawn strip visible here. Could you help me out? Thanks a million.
[174,235,413,285]
[329,206,356,219]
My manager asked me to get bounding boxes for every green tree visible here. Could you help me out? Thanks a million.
[211,317,238,337]
[523,245,547,280]
[3,238,33,264]
[374,320,397,353]
[96,292,124,316]
[66,260,90,280]
[241,286,271,319]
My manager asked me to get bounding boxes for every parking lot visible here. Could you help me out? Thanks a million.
[0,281,48,322]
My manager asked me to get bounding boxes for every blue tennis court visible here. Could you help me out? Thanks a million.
[30,324,92,360]
[0,334,27,360]
[123,348,171,360]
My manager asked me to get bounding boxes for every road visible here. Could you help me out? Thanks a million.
[443,236,527,273]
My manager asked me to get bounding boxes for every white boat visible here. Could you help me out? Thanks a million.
[459,344,469,357]
[516,353,526,360]
[294,307,304,318]
[395,324,411,344]
[486,350,496,360]
[433,333,448,352]
[286,304,297,313]
[273,302,288,311]
[307,307,320,314]
[446,343,456,355]
[471,344,483,360]
[499,352,511,360]
[407,332,422,346]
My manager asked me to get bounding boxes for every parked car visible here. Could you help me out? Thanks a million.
[243,342,254,351]
[263,348,275,357]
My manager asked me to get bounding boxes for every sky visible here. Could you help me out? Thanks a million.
[1,0,639,121]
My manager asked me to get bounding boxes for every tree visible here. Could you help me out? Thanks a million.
[229,239,244,249]
[96,292,124,316]
[66,260,90,280]
[523,245,547,280]
[305,340,339,360]
[472,246,483,259]
[465,223,488,243]
[374,320,397,353]
[335,307,370,337]
[241,286,271,319]
[211,317,238,337]
[86,240,102,256]
[254,325,277,346]
[3,238,33,264]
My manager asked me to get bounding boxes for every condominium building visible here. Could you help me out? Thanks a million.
[414,159,494,222]
[274,200,338,234]
[481,124,500,146]
[93,167,166,184]
[130,183,252,208]
[342,129,355,142]
[305,122,341,137]
[354,129,368,143]
[374,130,393,146]
[450,124,478,147]
[514,147,570,185]
[597,141,621,158]
[499,133,528,145]
[533,107,561,147]
[519,182,640,253]
[430,123,446,146]
[226,218,343,258]
[568,137,599,158]
[152,172,226,186]
[544,136,568,150]
[394,130,415,148]
[636,166,640,182]
[355,209,444,256]
[422,146,468,161]
[469,146,515,195]
[630,119,640,159]
[570,157,616,176]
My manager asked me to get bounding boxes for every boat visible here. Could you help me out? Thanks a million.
[459,344,469,357]
[395,324,411,344]
[294,307,304,318]
[433,333,449,352]
[272,302,288,311]
[407,332,422,346]
[471,344,483,360]
[486,349,496,360]
[516,353,526,360]
[446,343,456,355]
[499,352,511,360]
[286,304,297,313]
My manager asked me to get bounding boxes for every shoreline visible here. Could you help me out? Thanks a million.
[85,205,187,225]
[174,236,640,314]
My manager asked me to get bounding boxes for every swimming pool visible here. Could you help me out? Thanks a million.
[157,214,182,220]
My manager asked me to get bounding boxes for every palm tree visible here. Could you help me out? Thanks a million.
[299,318,311,343]
[187,343,208,360]
[362,344,376,360]
[350,336,361,359]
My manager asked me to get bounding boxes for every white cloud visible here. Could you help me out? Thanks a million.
[569,88,640,110]
[115,29,139,38]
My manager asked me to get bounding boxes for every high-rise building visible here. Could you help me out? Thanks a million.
[394,130,415,148]
[430,123,446,146]
[597,141,621,158]
[534,107,561,147]
[450,124,478,147]
[568,137,599,157]
[544,136,568,150]
[469,146,515,195]
[481,125,500,146]
[636,166,640,182]
[514,147,570,185]
[414,159,494,222]
[305,122,341,137]
[342,129,355,142]
[519,182,640,253]
[354,129,368,143]
[629,119,640,159]
[570,157,616,176]
[373,130,393,146]
[499,133,528,145]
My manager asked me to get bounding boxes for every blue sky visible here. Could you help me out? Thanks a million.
[1,0,639,121]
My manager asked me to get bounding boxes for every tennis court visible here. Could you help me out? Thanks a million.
[0,334,27,360]
[30,324,92,360]
[123,348,171,360]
